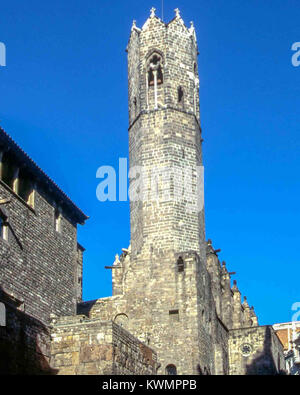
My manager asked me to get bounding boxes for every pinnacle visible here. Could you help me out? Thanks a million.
[150,7,156,18]
[174,8,181,18]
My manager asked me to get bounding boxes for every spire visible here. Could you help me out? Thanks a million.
[150,7,156,18]
[206,239,214,256]
[174,8,181,18]
[189,21,197,42]
[114,254,120,266]
[131,19,141,33]
[243,296,250,308]
[232,279,237,286]
[232,280,239,292]
[250,306,259,326]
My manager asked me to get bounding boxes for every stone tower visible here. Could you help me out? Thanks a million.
[58,8,282,376]
[128,8,204,259]
[115,8,219,374]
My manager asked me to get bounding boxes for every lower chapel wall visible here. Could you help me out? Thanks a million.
[0,297,54,375]
[228,325,285,375]
[50,315,157,375]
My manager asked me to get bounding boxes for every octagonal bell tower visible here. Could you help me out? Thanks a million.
[127,8,205,261]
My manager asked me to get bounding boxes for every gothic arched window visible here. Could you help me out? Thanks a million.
[166,364,177,375]
[146,52,164,110]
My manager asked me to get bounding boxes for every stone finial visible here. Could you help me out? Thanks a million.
[150,7,156,18]
[114,254,120,265]
[243,296,250,308]
[132,20,137,29]
[232,280,239,292]
[189,21,195,34]
[175,8,180,18]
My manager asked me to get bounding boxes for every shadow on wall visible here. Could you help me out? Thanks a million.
[0,285,58,375]
[77,299,98,317]
[245,327,286,376]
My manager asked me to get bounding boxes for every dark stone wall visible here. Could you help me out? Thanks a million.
[0,290,56,374]
[0,180,79,325]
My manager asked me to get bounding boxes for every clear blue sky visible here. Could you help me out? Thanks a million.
[1,0,299,325]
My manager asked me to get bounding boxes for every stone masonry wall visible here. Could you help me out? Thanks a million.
[50,316,157,375]
[79,250,229,375]
[0,291,55,374]
[228,326,285,375]
[0,180,79,325]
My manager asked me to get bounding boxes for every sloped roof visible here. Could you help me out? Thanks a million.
[0,126,88,225]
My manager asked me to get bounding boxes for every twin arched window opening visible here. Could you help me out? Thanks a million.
[146,53,164,110]
[147,54,163,87]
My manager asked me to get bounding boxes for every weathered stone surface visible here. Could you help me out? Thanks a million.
[50,318,157,375]
[229,326,285,375]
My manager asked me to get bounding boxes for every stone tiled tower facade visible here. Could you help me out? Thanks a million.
[128,8,203,258]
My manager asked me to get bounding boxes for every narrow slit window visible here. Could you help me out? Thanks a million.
[177,257,184,272]
[54,208,62,233]
[194,62,197,75]
[0,214,8,241]
[178,87,184,104]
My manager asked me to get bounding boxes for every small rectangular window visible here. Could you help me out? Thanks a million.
[169,310,179,322]
[177,257,184,272]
